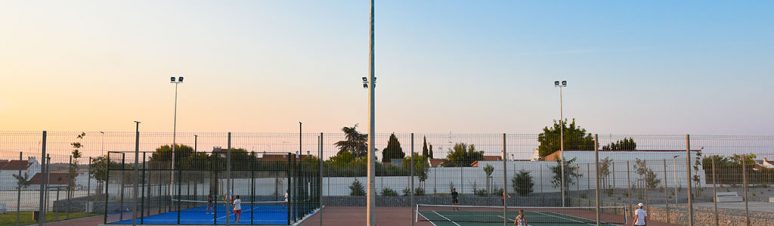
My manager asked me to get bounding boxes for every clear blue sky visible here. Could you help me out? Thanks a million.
[1,0,773,135]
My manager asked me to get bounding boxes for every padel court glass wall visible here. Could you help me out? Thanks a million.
[103,150,321,225]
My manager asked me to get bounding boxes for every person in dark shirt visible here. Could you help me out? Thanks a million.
[451,188,459,211]
[206,194,214,214]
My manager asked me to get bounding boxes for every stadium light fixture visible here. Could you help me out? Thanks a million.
[169,75,184,202]
[554,80,567,207]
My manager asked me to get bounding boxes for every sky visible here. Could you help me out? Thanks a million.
[1,0,774,135]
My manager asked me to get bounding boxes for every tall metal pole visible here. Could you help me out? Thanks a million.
[170,81,179,204]
[711,158,719,226]
[366,0,377,225]
[194,135,198,153]
[226,132,232,226]
[410,133,415,226]
[557,82,566,207]
[37,131,47,226]
[685,134,694,226]
[502,133,507,226]
[319,133,324,226]
[594,134,600,226]
[742,157,750,226]
[16,152,22,226]
[132,121,141,226]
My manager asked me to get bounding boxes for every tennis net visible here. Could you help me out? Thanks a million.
[416,204,628,225]
[171,198,288,212]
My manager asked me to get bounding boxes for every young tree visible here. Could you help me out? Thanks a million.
[381,133,405,163]
[349,179,365,196]
[512,170,534,196]
[334,125,368,157]
[69,132,85,199]
[89,156,110,195]
[550,157,582,190]
[403,154,429,188]
[483,164,494,192]
[599,157,612,189]
[537,119,594,158]
[442,143,484,167]
[602,138,637,150]
[13,173,31,189]
[634,159,660,189]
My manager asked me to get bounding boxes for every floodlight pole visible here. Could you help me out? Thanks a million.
[555,80,567,207]
[366,0,377,225]
[169,76,183,203]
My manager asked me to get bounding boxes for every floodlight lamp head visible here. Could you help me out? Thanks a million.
[363,84,368,88]
[561,81,567,86]
[362,77,368,82]
[170,77,176,82]
[179,76,184,82]
[554,81,560,86]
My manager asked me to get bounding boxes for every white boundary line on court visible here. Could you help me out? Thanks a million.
[532,211,595,225]
[416,211,438,226]
[432,210,461,226]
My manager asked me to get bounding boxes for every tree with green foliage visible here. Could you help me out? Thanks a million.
[512,170,534,196]
[422,136,429,157]
[429,144,434,159]
[537,119,594,158]
[442,143,484,167]
[599,157,612,189]
[89,155,110,194]
[350,179,365,196]
[602,138,637,150]
[382,133,405,163]
[550,157,582,190]
[334,125,368,157]
[483,164,494,192]
[634,159,660,189]
[69,132,85,199]
[13,173,31,189]
[403,154,429,188]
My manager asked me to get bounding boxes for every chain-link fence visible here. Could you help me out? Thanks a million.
[0,131,771,225]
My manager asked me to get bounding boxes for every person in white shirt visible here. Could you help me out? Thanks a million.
[514,209,527,226]
[233,195,242,223]
[634,203,647,226]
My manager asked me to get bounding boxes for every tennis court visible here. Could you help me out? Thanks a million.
[416,204,627,226]
[112,201,289,225]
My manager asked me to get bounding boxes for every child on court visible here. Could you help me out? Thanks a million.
[206,194,214,214]
[514,209,527,226]
[233,195,242,223]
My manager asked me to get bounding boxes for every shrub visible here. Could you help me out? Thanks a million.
[414,187,425,196]
[350,179,365,196]
[512,170,534,196]
[381,187,398,196]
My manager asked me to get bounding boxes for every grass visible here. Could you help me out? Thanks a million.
[0,211,96,226]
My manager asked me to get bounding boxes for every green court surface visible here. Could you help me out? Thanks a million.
[418,210,623,226]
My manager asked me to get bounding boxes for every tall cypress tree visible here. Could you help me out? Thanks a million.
[422,136,429,157]
[382,133,405,163]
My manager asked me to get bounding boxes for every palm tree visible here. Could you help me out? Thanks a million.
[334,124,368,157]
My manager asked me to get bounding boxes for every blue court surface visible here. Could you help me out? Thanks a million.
[113,203,289,225]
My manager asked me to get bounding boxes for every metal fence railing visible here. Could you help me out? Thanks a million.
[0,131,771,225]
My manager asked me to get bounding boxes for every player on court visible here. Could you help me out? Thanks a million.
[232,195,242,223]
[514,209,527,226]
[634,203,647,226]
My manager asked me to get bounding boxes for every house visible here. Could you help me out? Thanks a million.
[29,172,71,188]
[428,159,445,168]
[760,158,774,169]
[0,157,42,190]
[471,156,503,167]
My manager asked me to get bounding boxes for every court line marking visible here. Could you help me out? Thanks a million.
[532,211,595,225]
[432,211,461,226]
[416,211,438,226]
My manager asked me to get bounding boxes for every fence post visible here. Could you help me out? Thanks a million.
[663,159,670,223]
[16,152,22,226]
[226,132,232,226]
[319,132,324,226]
[685,134,694,226]
[133,121,140,226]
[742,157,750,226]
[594,134,600,226]
[410,133,415,226]
[38,131,47,226]
[711,158,719,226]
[502,133,507,226]
[626,160,632,220]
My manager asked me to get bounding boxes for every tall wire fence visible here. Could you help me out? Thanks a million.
[0,131,771,225]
